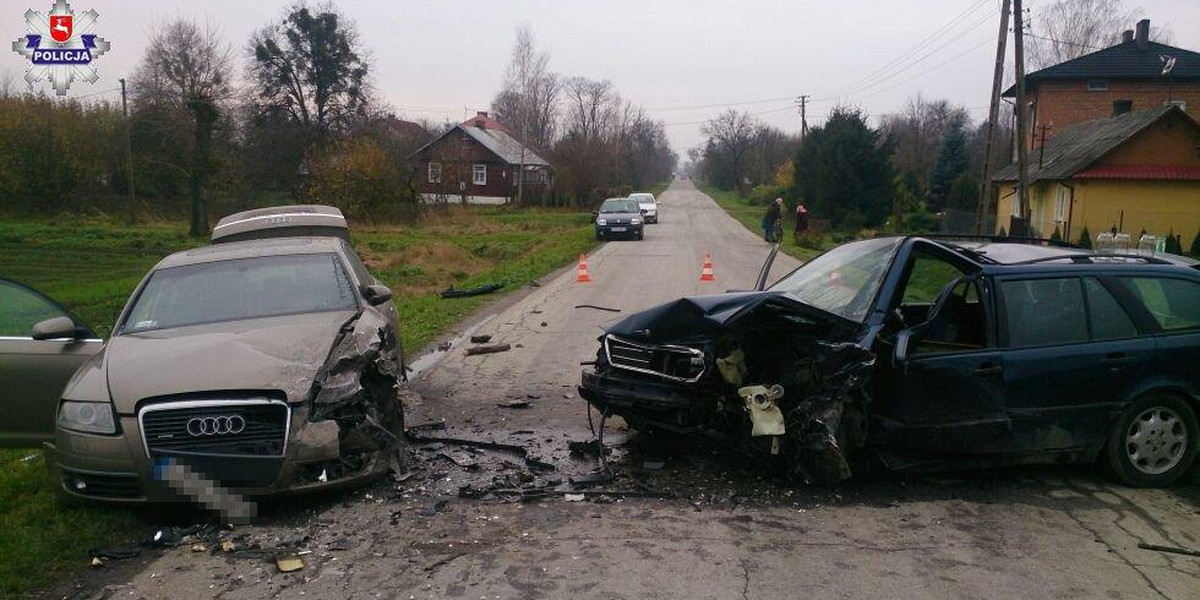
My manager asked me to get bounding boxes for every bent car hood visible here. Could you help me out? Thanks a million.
[604,291,858,344]
[105,310,355,413]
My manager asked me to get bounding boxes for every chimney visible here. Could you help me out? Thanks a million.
[474,111,487,128]
[1135,19,1150,50]
[1112,99,1133,116]
[1122,30,1134,43]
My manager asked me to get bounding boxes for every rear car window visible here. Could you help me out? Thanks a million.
[1002,278,1088,347]
[1121,277,1200,332]
[122,253,357,333]
[1083,278,1137,340]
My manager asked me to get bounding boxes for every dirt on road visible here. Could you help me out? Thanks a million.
[39,181,1200,600]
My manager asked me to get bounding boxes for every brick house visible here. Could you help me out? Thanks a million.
[410,112,552,205]
[992,106,1200,242]
[1007,19,1200,149]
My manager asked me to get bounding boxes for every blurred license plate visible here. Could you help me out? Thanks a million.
[611,227,627,232]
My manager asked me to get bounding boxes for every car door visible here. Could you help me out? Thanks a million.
[0,279,102,447]
[872,246,1010,455]
[997,275,1155,454]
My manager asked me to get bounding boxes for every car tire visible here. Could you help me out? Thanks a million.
[1104,393,1197,488]
[636,230,644,241]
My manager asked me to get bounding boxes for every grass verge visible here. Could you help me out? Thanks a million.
[694,181,833,262]
[0,206,595,597]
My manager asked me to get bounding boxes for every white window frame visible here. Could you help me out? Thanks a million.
[1054,185,1068,223]
[472,163,487,186]
[428,162,442,184]
[1086,80,1109,92]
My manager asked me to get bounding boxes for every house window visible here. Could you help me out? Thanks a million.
[472,163,487,185]
[1054,186,1068,222]
[1086,80,1109,91]
[428,162,442,184]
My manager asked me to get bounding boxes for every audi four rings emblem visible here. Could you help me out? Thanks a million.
[186,415,246,436]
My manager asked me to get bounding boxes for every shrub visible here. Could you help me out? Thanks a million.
[997,226,1007,237]
[1050,226,1062,242]
[1077,226,1093,249]
[1165,230,1182,254]
[794,232,824,250]
[1190,229,1200,256]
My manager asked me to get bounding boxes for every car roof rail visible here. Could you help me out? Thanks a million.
[1008,253,1175,266]
[910,234,1079,249]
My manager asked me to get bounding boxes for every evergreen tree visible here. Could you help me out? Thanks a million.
[790,107,895,229]
[946,173,980,210]
[1077,226,1093,249]
[928,124,970,210]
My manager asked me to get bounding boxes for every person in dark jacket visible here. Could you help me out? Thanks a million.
[762,197,783,242]
[794,202,809,235]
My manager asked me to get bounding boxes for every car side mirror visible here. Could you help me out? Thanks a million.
[32,316,79,341]
[362,284,393,306]
[894,328,913,364]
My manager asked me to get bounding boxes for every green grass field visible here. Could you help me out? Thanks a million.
[695,182,834,262]
[0,203,599,597]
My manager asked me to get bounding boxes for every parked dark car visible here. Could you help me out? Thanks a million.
[595,198,644,241]
[580,236,1200,487]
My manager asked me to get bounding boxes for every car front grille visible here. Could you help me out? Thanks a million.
[604,335,706,383]
[140,400,290,458]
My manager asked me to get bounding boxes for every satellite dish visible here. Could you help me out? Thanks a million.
[1159,54,1177,76]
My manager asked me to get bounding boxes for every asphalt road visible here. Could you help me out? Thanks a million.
[46,180,1199,600]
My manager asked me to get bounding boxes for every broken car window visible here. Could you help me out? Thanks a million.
[121,254,358,333]
[768,237,902,322]
[897,250,968,325]
[913,278,986,354]
[1002,278,1088,347]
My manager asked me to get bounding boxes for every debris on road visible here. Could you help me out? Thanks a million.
[498,399,531,409]
[564,493,586,502]
[470,334,493,344]
[275,553,305,573]
[89,546,141,561]
[465,343,512,356]
[440,283,503,298]
[438,450,478,468]
[1138,542,1200,557]
[574,304,622,313]
[568,439,607,457]
[642,456,667,471]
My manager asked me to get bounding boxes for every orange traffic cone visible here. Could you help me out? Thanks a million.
[699,253,715,281]
[576,254,592,283]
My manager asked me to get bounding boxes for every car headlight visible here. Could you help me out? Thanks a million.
[596,218,607,226]
[57,401,117,434]
[631,218,642,225]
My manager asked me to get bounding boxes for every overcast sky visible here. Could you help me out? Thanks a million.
[4,0,1199,155]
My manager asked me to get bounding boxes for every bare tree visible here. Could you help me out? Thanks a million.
[701,110,761,194]
[491,26,560,149]
[562,77,616,142]
[1028,0,1174,68]
[132,20,233,236]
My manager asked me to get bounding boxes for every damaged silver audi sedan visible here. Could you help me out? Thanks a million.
[46,206,406,502]
[581,236,1200,487]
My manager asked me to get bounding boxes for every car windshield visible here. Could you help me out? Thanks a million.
[599,200,637,213]
[121,253,358,333]
[630,194,654,204]
[768,237,902,322]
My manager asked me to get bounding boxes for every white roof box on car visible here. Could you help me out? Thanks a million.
[212,205,349,244]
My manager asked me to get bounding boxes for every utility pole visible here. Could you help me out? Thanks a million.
[795,95,810,140]
[1012,0,1032,231]
[120,78,136,224]
[973,0,1011,235]
[1037,123,1052,168]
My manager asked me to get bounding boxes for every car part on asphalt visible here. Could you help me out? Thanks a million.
[465,343,512,356]
[575,304,622,313]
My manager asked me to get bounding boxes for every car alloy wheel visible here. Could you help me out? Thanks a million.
[1106,393,1197,487]
[1124,407,1187,475]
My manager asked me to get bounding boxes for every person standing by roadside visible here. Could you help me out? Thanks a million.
[762,197,783,242]
[794,202,809,236]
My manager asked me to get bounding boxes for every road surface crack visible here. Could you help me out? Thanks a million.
[739,558,751,600]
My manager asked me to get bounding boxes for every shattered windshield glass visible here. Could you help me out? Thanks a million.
[121,253,358,333]
[768,237,902,322]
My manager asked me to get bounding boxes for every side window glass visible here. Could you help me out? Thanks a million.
[913,279,986,354]
[898,250,967,326]
[1122,277,1200,332]
[1002,278,1088,347]
[0,281,68,337]
[1083,278,1137,340]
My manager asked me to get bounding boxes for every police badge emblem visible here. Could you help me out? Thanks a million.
[11,0,110,96]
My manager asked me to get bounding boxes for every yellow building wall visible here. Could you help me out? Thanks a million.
[991,179,1200,244]
[1070,179,1200,241]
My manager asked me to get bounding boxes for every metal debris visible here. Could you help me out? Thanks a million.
[470,334,493,344]
[440,283,503,298]
[574,304,622,313]
[275,553,305,573]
